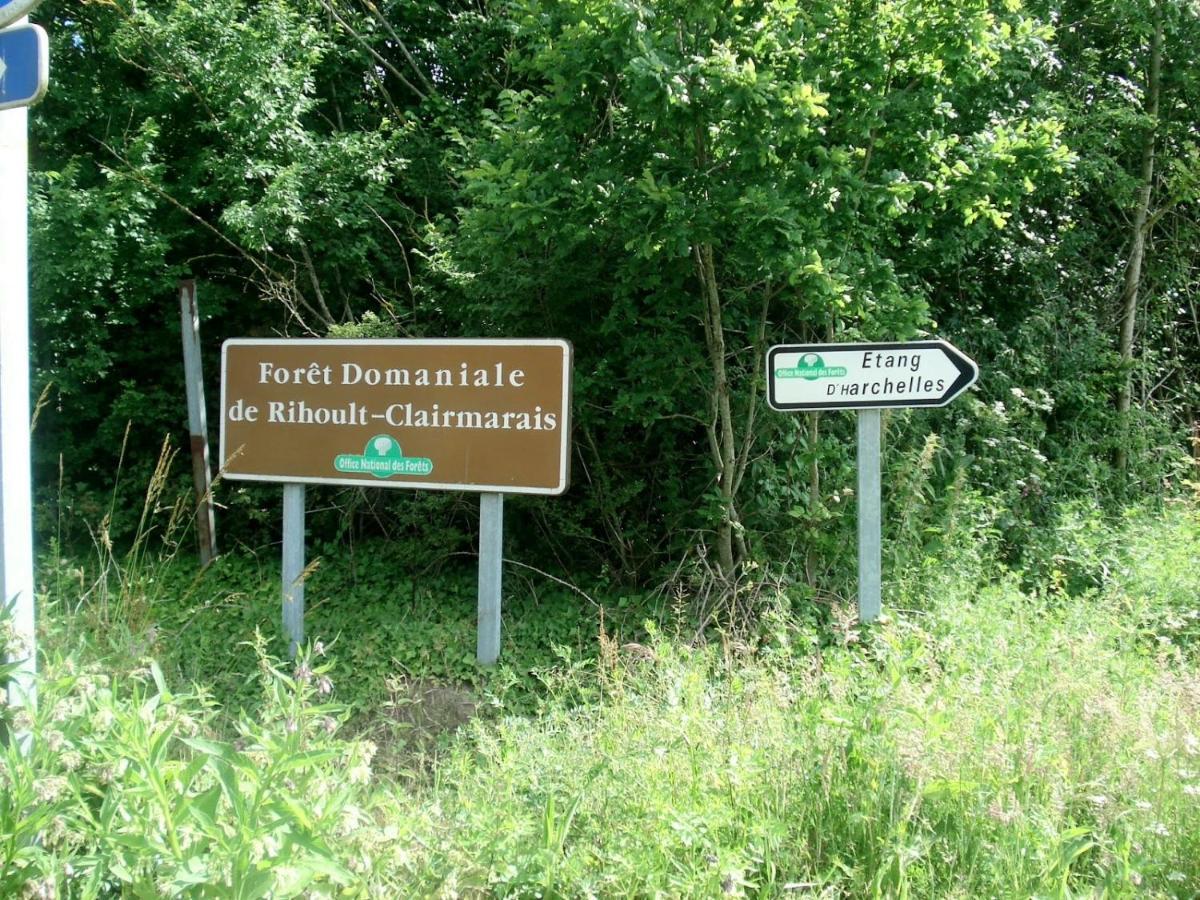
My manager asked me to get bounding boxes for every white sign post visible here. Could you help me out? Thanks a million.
[0,7,46,741]
[0,2,43,29]
[0,78,34,725]
[767,340,978,622]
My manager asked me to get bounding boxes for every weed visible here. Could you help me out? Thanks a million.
[11,495,1200,896]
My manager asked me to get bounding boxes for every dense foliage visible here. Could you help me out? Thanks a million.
[27,0,1200,585]
[10,4,1200,894]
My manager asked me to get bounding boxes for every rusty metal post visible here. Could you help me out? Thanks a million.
[179,280,217,566]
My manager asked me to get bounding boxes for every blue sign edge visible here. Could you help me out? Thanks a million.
[0,22,48,113]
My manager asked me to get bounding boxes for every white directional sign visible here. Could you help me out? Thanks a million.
[0,1,43,30]
[766,338,980,625]
[767,340,978,412]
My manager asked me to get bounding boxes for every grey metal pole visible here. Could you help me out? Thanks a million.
[281,483,306,657]
[178,280,217,566]
[0,94,35,730]
[857,409,882,623]
[477,492,504,665]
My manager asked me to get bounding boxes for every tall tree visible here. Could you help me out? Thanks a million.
[1115,1,1163,474]
[1035,0,1200,483]
[29,0,505,533]
[444,0,1070,576]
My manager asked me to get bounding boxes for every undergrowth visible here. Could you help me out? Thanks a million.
[2,501,1197,896]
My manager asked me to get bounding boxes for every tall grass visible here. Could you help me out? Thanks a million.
[380,504,1200,897]
[4,503,1198,896]
[46,434,198,663]
[0,639,383,897]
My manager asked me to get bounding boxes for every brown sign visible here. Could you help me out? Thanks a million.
[219,339,572,495]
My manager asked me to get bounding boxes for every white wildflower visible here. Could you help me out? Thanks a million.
[60,751,83,772]
[33,776,68,804]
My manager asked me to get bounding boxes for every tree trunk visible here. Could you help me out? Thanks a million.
[1192,416,1200,477]
[1115,3,1162,475]
[694,240,739,575]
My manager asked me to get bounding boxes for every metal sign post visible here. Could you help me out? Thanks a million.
[477,493,503,665]
[767,339,978,622]
[0,76,34,723]
[220,339,572,663]
[856,409,882,622]
[0,9,46,739]
[281,483,306,657]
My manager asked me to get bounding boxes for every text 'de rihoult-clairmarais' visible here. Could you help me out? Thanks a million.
[220,339,572,495]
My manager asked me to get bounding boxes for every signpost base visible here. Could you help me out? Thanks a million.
[857,409,882,623]
[282,483,305,657]
[477,492,503,665]
[277,485,509,664]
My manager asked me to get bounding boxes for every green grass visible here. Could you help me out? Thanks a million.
[6,501,1199,897]
[374,506,1200,897]
[38,538,631,720]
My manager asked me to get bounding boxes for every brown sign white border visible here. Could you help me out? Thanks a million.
[218,337,573,496]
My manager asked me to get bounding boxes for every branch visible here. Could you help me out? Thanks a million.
[318,0,429,102]
[96,141,271,280]
[501,558,601,609]
[296,240,337,327]
[360,0,437,97]
[1143,193,1188,235]
[366,203,417,306]
[731,283,775,498]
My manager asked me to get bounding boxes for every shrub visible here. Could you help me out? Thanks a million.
[0,639,385,897]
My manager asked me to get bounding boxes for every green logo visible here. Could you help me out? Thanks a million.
[334,435,433,478]
[775,353,848,381]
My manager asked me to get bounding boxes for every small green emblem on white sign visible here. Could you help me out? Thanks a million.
[774,353,849,381]
[334,435,433,478]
